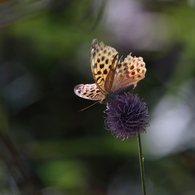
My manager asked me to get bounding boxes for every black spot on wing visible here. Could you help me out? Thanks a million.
[103,69,108,75]
[97,76,101,81]
[130,66,134,70]
[118,63,122,69]
[100,64,104,69]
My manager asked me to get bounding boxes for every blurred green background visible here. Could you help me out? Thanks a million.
[1,0,195,194]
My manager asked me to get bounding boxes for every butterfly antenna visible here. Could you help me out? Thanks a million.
[78,101,99,112]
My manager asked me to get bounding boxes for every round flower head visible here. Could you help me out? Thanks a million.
[104,93,149,140]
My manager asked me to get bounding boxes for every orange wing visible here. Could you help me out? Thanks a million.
[111,53,146,92]
[90,39,119,95]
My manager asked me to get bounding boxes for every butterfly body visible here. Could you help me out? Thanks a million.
[74,39,146,104]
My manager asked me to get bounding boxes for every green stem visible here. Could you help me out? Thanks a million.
[137,133,146,195]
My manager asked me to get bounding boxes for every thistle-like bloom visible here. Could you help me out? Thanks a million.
[104,93,149,140]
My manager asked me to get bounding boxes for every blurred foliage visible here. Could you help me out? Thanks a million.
[0,0,195,195]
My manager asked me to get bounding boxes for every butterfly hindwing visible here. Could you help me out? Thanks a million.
[111,53,146,92]
[74,83,105,101]
[90,39,118,95]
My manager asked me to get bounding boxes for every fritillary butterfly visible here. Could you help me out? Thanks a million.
[74,39,146,104]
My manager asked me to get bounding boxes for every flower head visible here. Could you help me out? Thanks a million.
[104,93,149,140]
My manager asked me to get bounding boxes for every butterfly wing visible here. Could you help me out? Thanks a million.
[74,83,106,101]
[111,53,146,93]
[90,39,119,95]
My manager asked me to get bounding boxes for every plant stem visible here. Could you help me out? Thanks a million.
[137,133,146,195]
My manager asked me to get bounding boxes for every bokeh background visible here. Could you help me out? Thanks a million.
[1,0,195,194]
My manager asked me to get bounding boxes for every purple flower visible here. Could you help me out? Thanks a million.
[104,93,149,140]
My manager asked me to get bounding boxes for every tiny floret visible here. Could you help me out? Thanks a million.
[104,93,149,140]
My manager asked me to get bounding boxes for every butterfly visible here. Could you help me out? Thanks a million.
[74,39,146,104]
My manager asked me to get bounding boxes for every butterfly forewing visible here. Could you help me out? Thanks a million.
[111,54,146,92]
[90,39,118,95]
[74,83,105,101]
